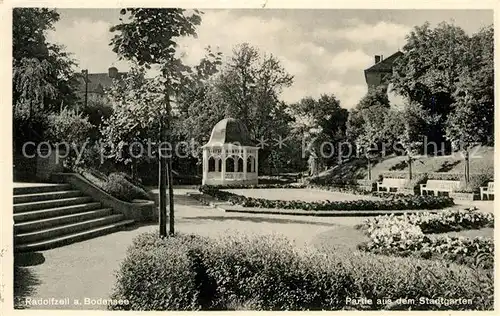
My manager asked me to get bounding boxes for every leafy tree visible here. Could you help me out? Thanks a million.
[180,43,293,173]
[444,25,494,184]
[13,8,79,117]
[445,96,485,184]
[391,22,470,149]
[348,87,391,179]
[109,9,220,236]
[291,94,348,175]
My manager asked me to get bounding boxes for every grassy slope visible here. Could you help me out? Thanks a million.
[314,146,494,183]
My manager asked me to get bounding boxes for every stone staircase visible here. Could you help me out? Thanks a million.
[14,183,135,252]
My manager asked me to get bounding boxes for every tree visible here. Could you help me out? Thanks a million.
[348,87,391,179]
[444,25,494,184]
[445,96,484,184]
[291,94,348,175]
[391,22,470,150]
[219,44,293,167]
[13,8,79,116]
[110,9,202,237]
[180,43,293,173]
[109,9,221,236]
[13,8,79,146]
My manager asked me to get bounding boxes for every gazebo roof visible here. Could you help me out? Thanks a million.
[203,118,255,147]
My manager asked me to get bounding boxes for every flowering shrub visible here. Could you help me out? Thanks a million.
[357,209,494,269]
[358,208,494,234]
[199,185,454,211]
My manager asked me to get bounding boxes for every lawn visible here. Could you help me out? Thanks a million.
[224,188,381,202]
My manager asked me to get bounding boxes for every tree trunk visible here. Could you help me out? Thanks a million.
[367,158,372,180]
[167,156,175,235]
[158,120,167,237]
[408,155,412,180]
[165,90,175,236]
[464,149,470,184]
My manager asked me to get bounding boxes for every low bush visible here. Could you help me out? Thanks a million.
[356,209,494,269]
[359,235,494,270]
[110,232,494,311]
[203,183,306,190]
[81,170,151,202]
[332,249,493,310]
[109,233,208,310]
[455,174,492,193]
[199,185,454,211]
[103,173,151,202]
[110,232,355,310]
[357,208,494,235]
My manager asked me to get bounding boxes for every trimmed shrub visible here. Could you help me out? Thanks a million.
[110,232,356,311]
[331,249,493,310]
[455,174,493,193]
[199,185,454,211]
[81,170,151,202]
[109,233,209,310]
[202,234,355,310]
[111,232,494,311]
[103,173,151,202]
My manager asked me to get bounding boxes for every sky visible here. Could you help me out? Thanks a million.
[47,9,493,109]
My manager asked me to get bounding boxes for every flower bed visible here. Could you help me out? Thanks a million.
[357,209,494,269]
[199,185,454,211]
[357,208,494,234]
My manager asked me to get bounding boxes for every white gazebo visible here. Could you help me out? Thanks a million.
[202,118,259,186]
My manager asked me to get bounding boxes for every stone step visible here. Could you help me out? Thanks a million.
[14,197,94,213]
[14,190,84,204]
[14,208,114,233]
[15,219,135,252]
[15,214,125,244]
[14,202,102,222]
[14,183,72,195]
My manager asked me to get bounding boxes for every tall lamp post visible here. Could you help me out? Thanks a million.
[81,69,89,113]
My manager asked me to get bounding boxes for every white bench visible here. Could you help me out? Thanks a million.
[420,180,460,196]
[480,182,494,200]
[377,178,408,193]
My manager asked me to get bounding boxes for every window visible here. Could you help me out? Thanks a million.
[226,156,235,172]
[247,156,255,172]
[208,157,216,172]
[237,157,244,172]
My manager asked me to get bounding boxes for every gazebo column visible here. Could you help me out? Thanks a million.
[243,148,248,180]
[221,147,226,184]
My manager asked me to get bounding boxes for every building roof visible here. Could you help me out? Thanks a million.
[77,71,126,94]
[203,118,256,147]
[364,51,404,73]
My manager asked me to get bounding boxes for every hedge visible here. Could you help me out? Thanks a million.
[110,232,355,310]
[199,185,454,211]
[109,232,493,310]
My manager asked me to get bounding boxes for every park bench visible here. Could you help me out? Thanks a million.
[377,178,408,193]
[480,182,494,200]
[420,180,460,196]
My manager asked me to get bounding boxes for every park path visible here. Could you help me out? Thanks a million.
[14,189,365,310]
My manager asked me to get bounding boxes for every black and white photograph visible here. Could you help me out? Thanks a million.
[2,1,497,312]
